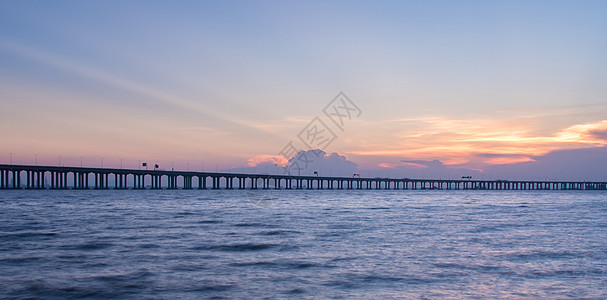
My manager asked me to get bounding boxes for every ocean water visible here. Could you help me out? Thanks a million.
[0,189,606,299]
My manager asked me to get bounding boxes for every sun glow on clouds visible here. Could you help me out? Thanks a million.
[247,155,288,167]
[483,156,536,165]
[351,118,607,168]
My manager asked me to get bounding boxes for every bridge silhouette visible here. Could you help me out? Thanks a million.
[0,164,605,191]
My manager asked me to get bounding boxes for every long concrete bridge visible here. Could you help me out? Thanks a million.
[0,164,605,191]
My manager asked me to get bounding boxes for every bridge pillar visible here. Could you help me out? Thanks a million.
[226,177,232,189]
[187,176,193,189]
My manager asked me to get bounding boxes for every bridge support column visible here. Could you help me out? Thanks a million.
[225,177,231,189]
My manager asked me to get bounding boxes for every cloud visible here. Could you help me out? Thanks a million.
[243,149,358,176]
[485,146,607,181]
[349,118,607,170]
[247,154,288,167]
[590,129,607,141]
[483,156,535,165]
[285,149,358,176]
[365,158,483,179]
[379,162,428,168]
[401,159,445,168]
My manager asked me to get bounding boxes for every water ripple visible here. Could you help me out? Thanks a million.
[0,190,605,299]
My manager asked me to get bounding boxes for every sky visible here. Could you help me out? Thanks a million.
[1,1,606,180]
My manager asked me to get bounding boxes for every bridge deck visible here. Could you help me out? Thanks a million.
[0,164,605,191]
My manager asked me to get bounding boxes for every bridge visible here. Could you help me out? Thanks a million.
[0,164,606,191]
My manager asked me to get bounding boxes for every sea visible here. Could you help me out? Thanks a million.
[0,189,606,299]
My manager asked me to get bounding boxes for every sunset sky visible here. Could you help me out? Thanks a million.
[1,1,606,180]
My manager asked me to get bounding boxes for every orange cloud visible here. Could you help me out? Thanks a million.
[348,118,607,167]
[247,155,288,167]
[483,156,536,165]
